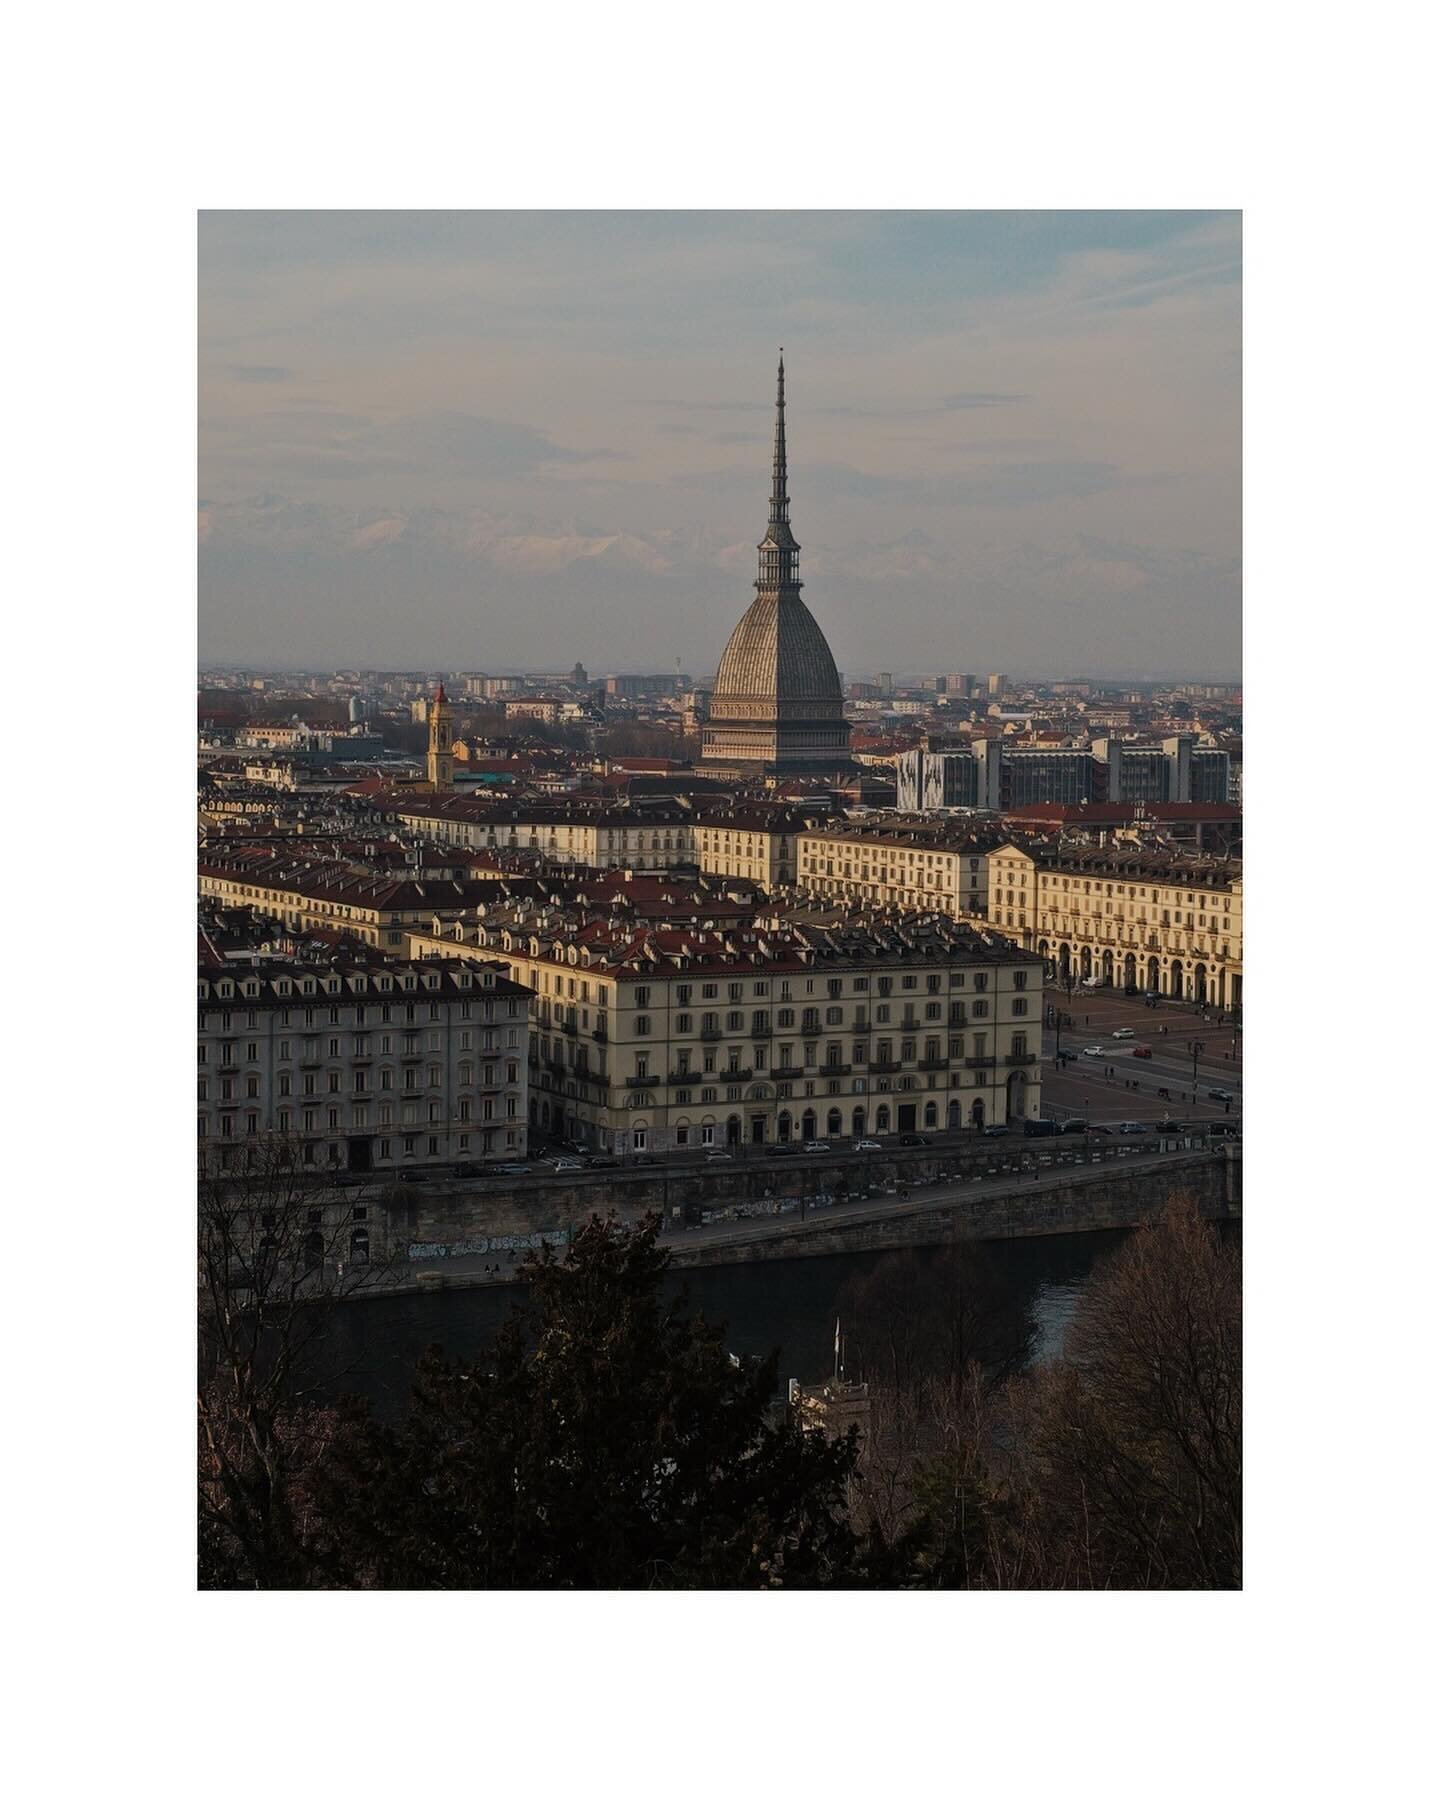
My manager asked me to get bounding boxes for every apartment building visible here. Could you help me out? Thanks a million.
[411,903,1043,1151]
[197,847,499,949]
[987,841,1243,1011]
[691,805,805,888]
[383,795,696,872]
[797,822,1001,918]
[197,954,530,1182]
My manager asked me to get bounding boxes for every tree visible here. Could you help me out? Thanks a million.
[836,1242,1036,1549]
[306,1214,862,1588]
[197,1139,390,1589]
[994,1195,1241,1588]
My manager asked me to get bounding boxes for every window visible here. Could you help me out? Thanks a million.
[635,1015,651,1036]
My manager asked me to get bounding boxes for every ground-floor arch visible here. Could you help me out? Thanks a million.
[1006,1070,1028,1120]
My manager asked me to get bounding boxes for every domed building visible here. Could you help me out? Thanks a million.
[701,356,853,775]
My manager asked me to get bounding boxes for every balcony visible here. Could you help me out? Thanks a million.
[700,1027,723,1042]
[722,1067,753,1083]
[964,1056,996,1069]
[918,1057,949,1072]
[592,1026,608,1043]
[1005,1052,1037,1066]
[869,1059,901,1075]
[822,1063,851,1077]
[750,1022,772,1037]
[667,1070,697,1085]
[625,1074,659,1089]
[560,1021,578,1037]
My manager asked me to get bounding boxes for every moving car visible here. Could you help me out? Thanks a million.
[1112,1028,1136,1040]
[1087,1123,1113,1135]
[1059,1118,1088,1134]
[1083,1045,1105,1057]
[705,1150,733,1162]
[898,1132,929,1147]
[802,1141,832,1154]
[1082,974,1104,988]
[1207,1086,1234,1102]
[1023,1118,1058,1137]
[1131,1044,1153,1058]
[1117,1121,1147,1135]
[855,1139,883,1152]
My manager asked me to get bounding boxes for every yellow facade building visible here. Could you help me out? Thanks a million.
[986,840,1243,1011]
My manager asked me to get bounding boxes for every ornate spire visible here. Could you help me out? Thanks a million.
[758,350,800,592]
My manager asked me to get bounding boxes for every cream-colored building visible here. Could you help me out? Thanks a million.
[691,807,803,888]
[987,840,1243,1011]
[411,902,1044,1151]
[797,822,1000,919]
[385,796,696,873]
[198,848,498,950]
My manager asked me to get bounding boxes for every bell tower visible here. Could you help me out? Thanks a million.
[426,683,454,789]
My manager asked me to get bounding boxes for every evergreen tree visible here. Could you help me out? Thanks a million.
[308,1215,862,1589]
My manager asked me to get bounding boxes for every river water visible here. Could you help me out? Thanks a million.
[304,1229,1130,1421]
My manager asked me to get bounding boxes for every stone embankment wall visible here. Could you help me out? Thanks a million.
[668,1154,1237,1271]
[380,1141,1239,1276]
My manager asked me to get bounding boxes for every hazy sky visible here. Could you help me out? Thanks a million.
[199,211,1240,679]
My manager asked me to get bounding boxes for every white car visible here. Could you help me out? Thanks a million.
[802,1141,831,1154]
[1083,1045,1105,1057]
[1111,1028,1135,1040]
[705,1150,733,1161]
[855,1139,883,1151]
[551,1158,584,1173]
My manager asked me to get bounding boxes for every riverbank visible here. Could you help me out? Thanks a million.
[346,1145,1237,1300]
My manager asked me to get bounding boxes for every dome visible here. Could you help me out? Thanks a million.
[713,590,843,704]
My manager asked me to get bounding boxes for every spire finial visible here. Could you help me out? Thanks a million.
[758,351,800,589]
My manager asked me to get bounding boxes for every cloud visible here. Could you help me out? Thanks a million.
[227,364,292,383]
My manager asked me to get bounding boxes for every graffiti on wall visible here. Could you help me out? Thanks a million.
[407,1229,569,1262]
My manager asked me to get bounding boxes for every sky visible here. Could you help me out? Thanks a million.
[198,211,1241,680]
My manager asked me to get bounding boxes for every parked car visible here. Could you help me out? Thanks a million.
[802,1141,832,1154]
[1132,1044,1153,1058]
[397,1168,427,1184]
[705,1150,733,1162]
[1117,1121,1147,1135]
[1123,983,1140,996]
[1208,1120,1240,1137]
[1082,974,1103,988]
[494,1162,530,1176]
[630,1154,659,1166]
[1083,1045,1105,1057]
[1207,1087,1234,1102]
[551,1158,584,1173]
[855,1139,883,1152]
[765,1145,798,1158]
[586,1155,621,1170]
[1059,1118,1088,1134]
[898,1132,929,1147]
[1087,1123,1114,1135]
[452,1162,479,1178]
[1112,1027,1136,1040]
[1023,1118,1058,1137]
[983,1123,1011,1137]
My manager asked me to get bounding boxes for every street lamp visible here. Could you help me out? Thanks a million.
[1189,1037,1204,1102]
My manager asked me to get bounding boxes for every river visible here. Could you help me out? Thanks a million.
[302,1228,1131,1420]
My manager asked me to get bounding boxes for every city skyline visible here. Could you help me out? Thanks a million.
[199,211,1241,679]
